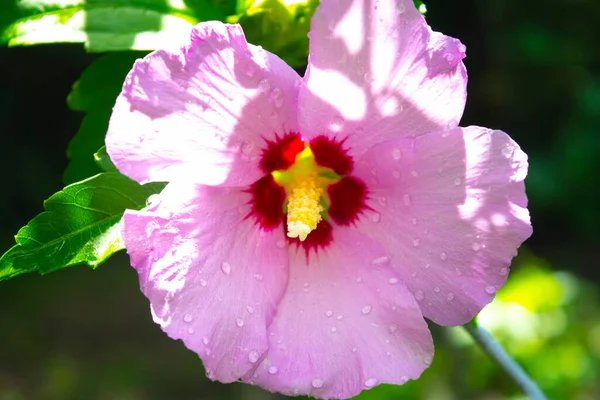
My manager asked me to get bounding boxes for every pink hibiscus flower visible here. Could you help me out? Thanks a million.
[106,0,532,398]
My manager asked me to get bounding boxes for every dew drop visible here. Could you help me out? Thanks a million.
[411,271,417,277]
[411,170,418,177]
[246,305,255,314]
[440,252,448,261]
[378,196,388,207]
[336,315,344,321]
[248,350,259,363]
[485,285,497,294]
[371,212,381,223]
[424,263,430,269]
[187,327,194,334]
[258,79,270,92]
[388,277,399,285]
[356,276,363,283]
[364,72,375,83]
[472,242,481,251]
[183,314,193,323]
[325,310,333,317]
[236,318,245,327]
[393,170,401,179]
[400,375,409,383]
[434,287,440,293]
[392,148,402,160]
[352,347,358,353]
[221,261,231,275]
[499,267,508,276]
[200,279,207,287]
[331,115,344,131]
[446,292,455,301]
[411,217,418,225]
[268,366,278,375]
[202,337,209,345]
[253,273,264,281]
[412,238,420,247]
[311,378,324,388]
[424,355,432,365]
[365,378,378,388]
[403,194,411,206]
[371,256,390,267]
[397,3,406,13]
[415,290,424,301]
[454,177,462,186]
[330,327,338,333]
[388,324,398,333]
[361,305,372,315]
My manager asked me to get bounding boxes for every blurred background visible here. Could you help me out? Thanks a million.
[0,0,599,399]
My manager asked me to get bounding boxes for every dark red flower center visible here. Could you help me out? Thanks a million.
[247,132,369,254]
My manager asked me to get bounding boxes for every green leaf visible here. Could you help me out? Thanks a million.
[65,51,144,184]
[0,172,165,281]
[0,0,201,51]
[94,146,118,172]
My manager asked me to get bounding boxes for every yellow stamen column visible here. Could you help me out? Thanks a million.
[286,173,323,241]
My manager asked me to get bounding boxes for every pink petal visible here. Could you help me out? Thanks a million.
[353,126,532,325]
[122,182,289,382]
[298,0,467,160]
[247,226,433,399]
[106,22,301,186]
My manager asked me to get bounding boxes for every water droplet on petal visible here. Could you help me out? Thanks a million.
[392,148,402,160]
[388,277,398,285]
[485,285,497,294]
[371,256,390,267]
[446,292,455,301]
[411,170,418,177]
[424,355,432,365]
[364,72,375,83]
[440,252,448,261]
[336,315,344,321]
[200,279,207,287]
[388,324,398,333]
[393,170,401,179]
[356,276,363,283]
[397,3,406,13]
[472,242,481,251]
[183,314,193,322]
[412,238,420,247]
[258,79,270,92]
[312,378,324,388]
[378,196,388,207]
[352,347,358,353]
[248,350,259,363]
[202,337,209,345]
[361,305,372,315]
[268,366,278,374]
[411,217,418,225]
[371,212,381,223]
[434,287,440,293]
[415,290,424,301]
[253,273,263,281]
[365,378,378,388]
[246,305,255,314]
[325,310,333,317]
[330,327,338,333]
[187,327,194,334]
[331,115,344,131]
[221,261,231,275]
[499,267,508,276]
[403,194,411,206]
[236,318,245,327]
[454,177,462,186]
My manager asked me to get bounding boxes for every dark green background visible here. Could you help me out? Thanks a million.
[1,1,598,399]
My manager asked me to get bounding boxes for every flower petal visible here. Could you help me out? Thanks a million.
[354,126,532,325]
[106,22,301,186]
[247,226,433,399]
[299,0,467,158]
[122,182,289,382]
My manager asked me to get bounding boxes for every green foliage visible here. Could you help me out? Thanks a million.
[0,173,164,281]
[0,0,206,51]
[65,51,145,184]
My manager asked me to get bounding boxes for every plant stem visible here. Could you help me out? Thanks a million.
[463,321,548,400]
